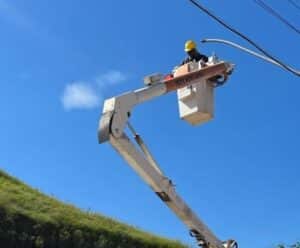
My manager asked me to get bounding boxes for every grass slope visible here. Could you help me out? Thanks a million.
[0,170,187,248]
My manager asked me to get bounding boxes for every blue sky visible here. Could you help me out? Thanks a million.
[0,0,299,247]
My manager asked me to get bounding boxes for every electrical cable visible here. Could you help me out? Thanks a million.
[187,0,300,77]
[253,0,300,35]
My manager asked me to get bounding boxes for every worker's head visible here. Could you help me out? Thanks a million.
[184,40,197,53]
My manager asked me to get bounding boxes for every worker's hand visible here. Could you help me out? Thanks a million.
[199,60,207,67]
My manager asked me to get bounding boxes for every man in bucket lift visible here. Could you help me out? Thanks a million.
[182,40,225,86]
[181,40,208,65]
[164,40,209,81]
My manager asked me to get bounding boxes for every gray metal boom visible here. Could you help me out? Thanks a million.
[110,133,223,248]
[98,61,236,248]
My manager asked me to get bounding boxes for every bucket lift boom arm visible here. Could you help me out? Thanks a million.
[98,62,236,248]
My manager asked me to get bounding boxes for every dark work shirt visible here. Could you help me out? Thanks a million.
[181,49,208,65]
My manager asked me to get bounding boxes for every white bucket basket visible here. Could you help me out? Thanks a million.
[175,61,214,126]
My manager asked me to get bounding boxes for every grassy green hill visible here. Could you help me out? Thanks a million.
[0,170,187,248]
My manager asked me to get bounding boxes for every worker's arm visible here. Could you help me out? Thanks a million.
[181,57,190,65]
[194,50,208,63]
[200,54,209,63]
[181,52,208,66]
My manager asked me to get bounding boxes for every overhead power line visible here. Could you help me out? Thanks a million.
[253,0,300,35]
[187,0,300,77]
[287,0,300,12]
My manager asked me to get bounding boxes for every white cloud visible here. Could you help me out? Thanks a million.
[61,82,100,110]
[61,70,127,111]
[96,70,127,87]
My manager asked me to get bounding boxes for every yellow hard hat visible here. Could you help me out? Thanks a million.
[185,40,197,52]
